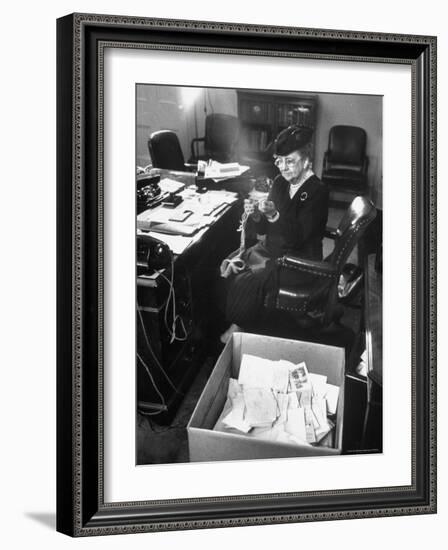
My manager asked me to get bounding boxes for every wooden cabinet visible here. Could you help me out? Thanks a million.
[237,91,318,156]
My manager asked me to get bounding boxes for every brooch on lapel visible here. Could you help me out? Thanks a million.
[300,191,308,201]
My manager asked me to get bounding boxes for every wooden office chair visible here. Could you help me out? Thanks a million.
[264,196,377,329]
[190,114,240,163]
[321,126,369,193]
[148,130,193,172]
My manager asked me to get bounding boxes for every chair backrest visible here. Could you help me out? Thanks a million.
[204,114,240,162]
[148,130,185,171]
[327,125,367,165]
[328,196,377,272]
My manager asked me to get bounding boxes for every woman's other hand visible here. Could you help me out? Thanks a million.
[259,199,278,220]
[244,199,261,221]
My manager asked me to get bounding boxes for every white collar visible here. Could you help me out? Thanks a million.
[288,169,314,188]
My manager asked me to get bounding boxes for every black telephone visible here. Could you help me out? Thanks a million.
[136,173,163,213]
[136,234,172,275]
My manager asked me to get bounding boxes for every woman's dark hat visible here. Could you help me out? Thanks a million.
[273,125,313,155]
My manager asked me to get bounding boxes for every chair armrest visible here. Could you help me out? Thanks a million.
[190,137,205,160]
[277,255,338,278]
[324,226,340,239]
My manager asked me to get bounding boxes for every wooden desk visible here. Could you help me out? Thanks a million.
[136,186,242,421]
[144,167,255,197]
[137,187,240,251]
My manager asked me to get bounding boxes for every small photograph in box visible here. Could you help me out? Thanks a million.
[187,332,345,463]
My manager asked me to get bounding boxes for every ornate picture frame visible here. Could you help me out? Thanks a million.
[56,13,436,536]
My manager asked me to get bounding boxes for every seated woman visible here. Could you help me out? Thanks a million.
[220,125,329,343]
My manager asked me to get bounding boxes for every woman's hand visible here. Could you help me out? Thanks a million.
[244,199,261,221]
[259,199,278,220]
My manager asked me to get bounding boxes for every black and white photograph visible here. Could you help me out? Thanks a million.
[135,84,383,465]
[1,0,444,546]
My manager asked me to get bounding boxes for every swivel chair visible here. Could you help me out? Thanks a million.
[148,130,193,172]
[264,196,377,330]
[321,126,369,193]
[190,114,240,163]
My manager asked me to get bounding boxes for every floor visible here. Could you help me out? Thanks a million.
[136,204,368,465]
[137,356,217,464]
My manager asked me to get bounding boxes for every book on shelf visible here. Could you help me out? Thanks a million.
[246,128,270,152]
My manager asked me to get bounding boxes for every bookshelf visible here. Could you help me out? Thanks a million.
[237,91,318,157]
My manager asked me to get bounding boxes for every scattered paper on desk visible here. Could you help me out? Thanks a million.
[140,207,205,228]
[138,189,238,246]
[148,221,204,236]
[204,161,250,181]
[204,161,237,178]
[219,191,239,204]
[159,178,185,194]
[139,207,176,224]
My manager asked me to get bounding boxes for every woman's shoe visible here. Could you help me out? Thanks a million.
[219,323,241,344]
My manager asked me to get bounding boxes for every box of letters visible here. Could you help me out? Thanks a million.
[187,332,345,462]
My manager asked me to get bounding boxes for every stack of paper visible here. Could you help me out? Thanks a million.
[214,353,340,448]
[243,388,278,428]
[202,160,250,181]
[159,178,185,194]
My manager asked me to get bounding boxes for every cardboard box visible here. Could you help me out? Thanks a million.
[187,332,345,462]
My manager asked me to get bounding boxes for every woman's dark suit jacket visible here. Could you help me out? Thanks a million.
[224,173,329,326]
[254,173,329,261]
